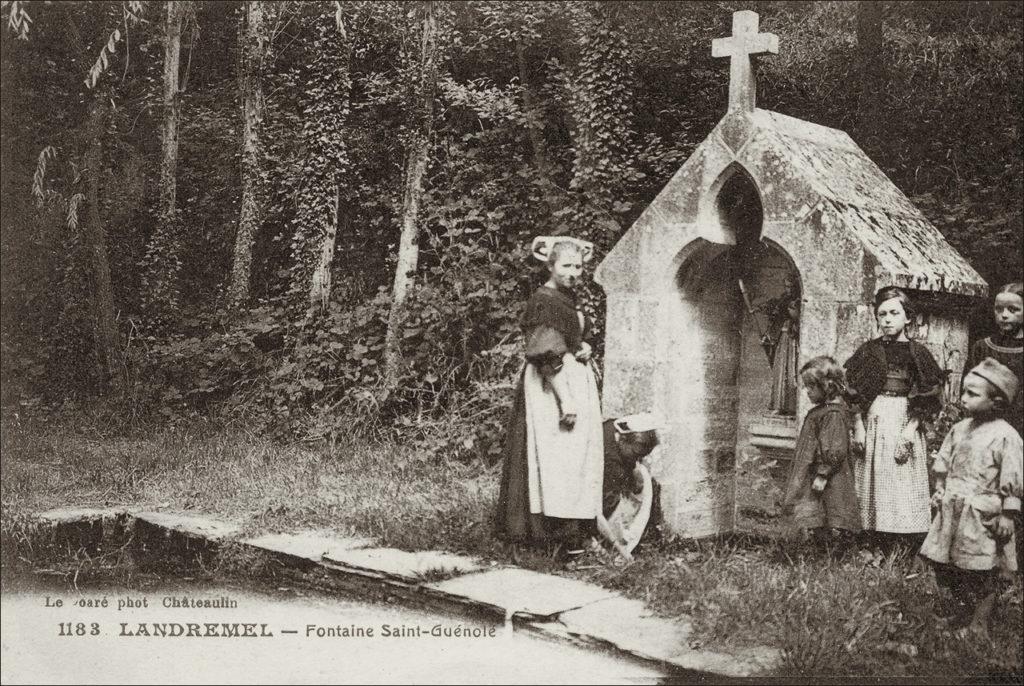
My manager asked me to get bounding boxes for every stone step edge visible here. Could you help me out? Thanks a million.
[522,620,736,682]
[29,507,780,678]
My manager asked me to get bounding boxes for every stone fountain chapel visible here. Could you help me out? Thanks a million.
[595,11,987,538]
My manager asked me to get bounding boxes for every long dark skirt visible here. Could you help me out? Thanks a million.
[494,371,592,546]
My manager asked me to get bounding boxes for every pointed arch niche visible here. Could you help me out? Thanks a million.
[654,163,772,535]
[700,162,764,246]
[668,162,804,524]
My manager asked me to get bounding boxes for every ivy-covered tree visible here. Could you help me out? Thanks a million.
[855,0,885,142]
[228,0,267,310]
[141,0,185,324]
[82,98,127,394]
[382,0,439,393]
[565,0,638,221]
[287,2,351,313]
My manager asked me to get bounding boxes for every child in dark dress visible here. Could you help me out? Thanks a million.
[965,282,1022,438]
[783,356,861,551]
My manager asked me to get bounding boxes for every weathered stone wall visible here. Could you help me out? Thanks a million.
[671,248,743,535]
[918,311,970,397]
[602,239,742,537]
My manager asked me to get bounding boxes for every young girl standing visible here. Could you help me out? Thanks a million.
[782,356,861,543]
[919,358,1022,638]
[844,287,944,538]
[967,283,1024,576]
[966,282,1022,438]
[495,236,604,556]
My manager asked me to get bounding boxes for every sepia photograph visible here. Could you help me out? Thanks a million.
[1,0,1021,683]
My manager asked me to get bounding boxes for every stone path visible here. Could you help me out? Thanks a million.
[33,507,781,678]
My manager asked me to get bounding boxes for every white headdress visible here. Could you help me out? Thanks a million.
[613,412,665,435]
[531,236,595,263]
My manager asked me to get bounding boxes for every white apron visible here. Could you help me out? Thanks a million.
[522,356,603,519]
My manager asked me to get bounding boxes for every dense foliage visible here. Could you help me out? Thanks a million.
[2,1,1021,457]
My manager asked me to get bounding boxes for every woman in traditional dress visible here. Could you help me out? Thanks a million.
[495,236,604,557]
[844,287,944,543]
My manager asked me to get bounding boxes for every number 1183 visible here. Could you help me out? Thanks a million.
[58,622,100,636]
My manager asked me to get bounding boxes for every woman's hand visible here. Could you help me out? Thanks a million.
[895,419,919,465]
[994,514,1015,542]
[851,415,866,457]
[930,488,945,510]
[574,341,592,363]
[559,408,578,429]
[811,475,828,493]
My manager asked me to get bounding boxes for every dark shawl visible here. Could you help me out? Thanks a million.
[521,286,583,376]
[844,338,944,421]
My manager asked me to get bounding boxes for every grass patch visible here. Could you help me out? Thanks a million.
[575,536,1022,679]
[1,415,504,559]
[2,416,1021,680]
[411,565,470,584]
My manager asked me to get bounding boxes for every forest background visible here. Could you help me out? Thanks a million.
[1,0,1022,461]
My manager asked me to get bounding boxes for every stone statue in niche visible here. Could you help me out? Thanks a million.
[746,270,800,416]
[764,275,800,415]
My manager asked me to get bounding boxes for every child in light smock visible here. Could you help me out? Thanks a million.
[919,358,1023,638]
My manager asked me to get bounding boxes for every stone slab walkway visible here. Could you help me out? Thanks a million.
[427,567,617,618]
[32,507,781,678]
[135,511,244,539]
[324,547,488,582]
[242,531,375,561]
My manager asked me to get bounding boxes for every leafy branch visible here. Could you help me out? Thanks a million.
[2,0,32,40]
[30,146,86,231]
[65,193,85,231]
[32,145,57,205]
[85,0,146,89]
[334,0,347,39]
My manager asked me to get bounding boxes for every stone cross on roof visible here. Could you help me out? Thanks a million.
[712,10,778,113]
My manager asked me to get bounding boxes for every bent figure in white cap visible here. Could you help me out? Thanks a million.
[600,413,665,557]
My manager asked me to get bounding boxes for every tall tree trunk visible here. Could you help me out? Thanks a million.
[516,40,549,175]
[382,0,438,393]
[161,1,182,226]
[288,12,350,314]
[856,1,885,141]
[565,3,632,231]
[143,0,184,321]
[84,101,126,395]
[229,0,266,310]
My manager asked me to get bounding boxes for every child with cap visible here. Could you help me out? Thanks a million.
[919,357,1023,639]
